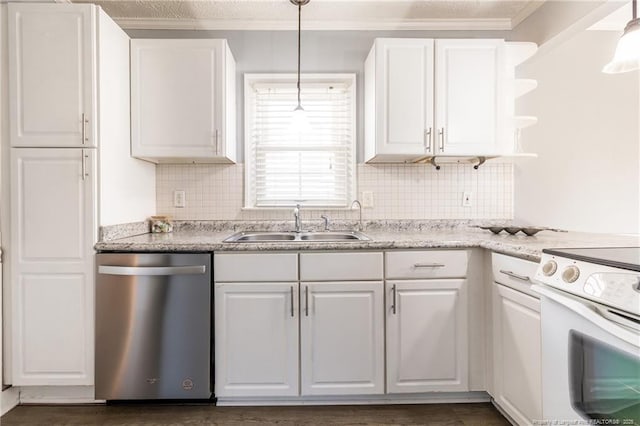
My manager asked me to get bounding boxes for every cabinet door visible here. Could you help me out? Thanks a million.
[493,284,542,425]
[131,39,233,162]
[386,279,468,393]
[10,148,96,385]
[9,4,95,148]
[300,282,384,395]
[435,40,504,155]
[374,39,434,157]
[215,282,299,397]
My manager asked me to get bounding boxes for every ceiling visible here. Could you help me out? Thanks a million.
[70,0,548,31]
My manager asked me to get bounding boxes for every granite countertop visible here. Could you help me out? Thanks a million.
[95,222,640,263]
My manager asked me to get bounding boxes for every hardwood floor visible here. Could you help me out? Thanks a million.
[1,403,510,425]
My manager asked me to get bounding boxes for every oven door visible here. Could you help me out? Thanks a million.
[532,285,640,425]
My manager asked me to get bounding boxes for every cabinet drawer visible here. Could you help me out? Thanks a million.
[385,250,468,279]
[300,252,383,281]
[491,252,539,297]
[214,253,298,282]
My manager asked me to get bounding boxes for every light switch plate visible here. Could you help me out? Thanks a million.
[362,191,374,208]
[462,191,473,207]
[173,190,186,208]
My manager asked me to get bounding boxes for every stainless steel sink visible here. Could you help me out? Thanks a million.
[224,232,296,242]
[223,231,370,243]
[300,231,368,241]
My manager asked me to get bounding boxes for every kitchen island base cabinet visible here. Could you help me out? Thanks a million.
[301,282,384,396]
[214,283,299,398]
[492,283,542,426]
[386,280,469,393]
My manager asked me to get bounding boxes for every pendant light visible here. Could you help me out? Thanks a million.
[290,0,311,132]
[603,0,640,73]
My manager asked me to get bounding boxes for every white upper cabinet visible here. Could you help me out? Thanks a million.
[131,39,236,163]
[8,3,96,148]
[364,39,434,162]
[434,40,504,156]
[364,38,508,162]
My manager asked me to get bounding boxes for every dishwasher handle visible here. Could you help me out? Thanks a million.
[98,265,207,276]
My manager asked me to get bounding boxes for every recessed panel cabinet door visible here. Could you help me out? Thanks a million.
[215,282,299,397]
[386,279,468,393]
[8,4,95,148]
[493,284,542,425]
[131,39,231,161]
[435,40,504,155]
[10,148,96,385]
[375,39,434,157]
[300,281,384,396]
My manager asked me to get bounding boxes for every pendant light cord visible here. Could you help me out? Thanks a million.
[297,1,302,107]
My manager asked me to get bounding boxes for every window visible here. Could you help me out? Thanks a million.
[244,74,356,208]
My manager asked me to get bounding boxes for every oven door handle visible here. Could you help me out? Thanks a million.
[532,285,640,348]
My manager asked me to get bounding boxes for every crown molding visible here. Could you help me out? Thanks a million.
[510,0,546,28]
[114,17,513,31]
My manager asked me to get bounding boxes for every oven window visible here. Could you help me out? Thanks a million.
[569,330,640,425]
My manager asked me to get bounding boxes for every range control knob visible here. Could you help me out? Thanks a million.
[542,260,558,276]
[562,266,580,283]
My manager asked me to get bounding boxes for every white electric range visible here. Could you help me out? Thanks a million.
[532,247,640,425]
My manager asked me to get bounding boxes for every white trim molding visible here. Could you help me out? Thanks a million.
[1,387,19,416]
[114,17,513,31]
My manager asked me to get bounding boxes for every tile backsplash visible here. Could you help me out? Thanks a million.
[157,163,514,221]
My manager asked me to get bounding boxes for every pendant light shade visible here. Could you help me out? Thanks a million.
[603,0,640,73]
[290,0,311,132]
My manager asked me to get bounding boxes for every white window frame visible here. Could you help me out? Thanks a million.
[244,73,357,209]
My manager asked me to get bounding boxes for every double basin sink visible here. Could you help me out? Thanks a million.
[224,230,370,243]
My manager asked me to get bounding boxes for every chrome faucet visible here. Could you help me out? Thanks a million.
[350,200,363,232]
[320,215,330,232]
[293,203,302,233]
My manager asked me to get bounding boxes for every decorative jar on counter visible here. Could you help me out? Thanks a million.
[150,216,173,233]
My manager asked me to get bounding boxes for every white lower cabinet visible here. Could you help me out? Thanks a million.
[10,148,96,385]
[300,282,384,396]
[493,283,542,425]
[214,282,299,397]
[386,279,469,393]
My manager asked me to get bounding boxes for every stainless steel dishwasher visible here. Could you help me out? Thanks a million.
[95,253,212,400]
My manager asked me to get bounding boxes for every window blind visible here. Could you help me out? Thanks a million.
[246,76,356,208]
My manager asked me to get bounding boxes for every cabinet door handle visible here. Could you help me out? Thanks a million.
[82,113,89,144]
[499,269,531,282]
[305,286,309,317]
[290,286,295,317]
[438,128,445,152]
[81,150,88,181]
[424,128,432,152]
[214,129,220,155]
[413,263,445,268]
[391,284,397,315]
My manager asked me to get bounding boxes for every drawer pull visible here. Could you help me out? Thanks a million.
[413,263,445,268]
[500,269,531,282]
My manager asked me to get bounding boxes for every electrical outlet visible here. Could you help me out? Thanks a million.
[173,190,186,208]
[462,191,473,207]
[362,191,374,208]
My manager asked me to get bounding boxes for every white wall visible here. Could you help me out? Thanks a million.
[514,30,640,234]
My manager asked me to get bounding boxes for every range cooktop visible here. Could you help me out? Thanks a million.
[542,247,640,273]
